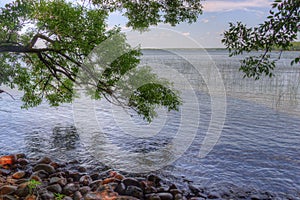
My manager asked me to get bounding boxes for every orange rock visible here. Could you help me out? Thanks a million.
[0,155,16,166]
[102,178,117,185]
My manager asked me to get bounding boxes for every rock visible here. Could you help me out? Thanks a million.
[63,183,80,195]
[157,186,169,193]
[144,186,158,194]
[174,194,184,200]
[47,184,62,193]
[170,189,182,196]
[125,186,143,199]
[79,186,91,195]
[17,158,29,165]
[102,178,118,185]
[74,191,83,200]
[50,162,60,169]
[62,196,73,200]
[0,185,17,195]
[49,177,67,187]
[85,190,118,200]
[123,178,141,188]
[115,183,126,195]
[32,164,55,174]
[12,171,26,179]
[207,192,221,199]
[157,192,173,200]
[39,190,55,200]
[250,194,261,200]
[15,182,30,197]
[0,195,18,200]
[79,175,92,186]
[90,173,100,181]
[188,184,200,195]
[37,157,52,164]
[78,166,87,173]
[24,195,37,200]
[0,168,11,176]
[145,193,161,200]
[29,175,42,183]
[90,180,103,190]
[147,175,161,186]
[115,196,140,200]
[32,170,49,179]
[0,155,16,166]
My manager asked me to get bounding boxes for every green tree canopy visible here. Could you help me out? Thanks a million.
[0,0,203,122]
[222,0,300,80]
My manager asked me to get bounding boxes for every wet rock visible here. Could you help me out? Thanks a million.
[84,191,118,200]
[188,184,200,195]
[157,186,169,193]
[123,178,141,188]
[68,172,81,182]
[79,175,92,186]
[174,193,185,200]
[12,171,26,179]
[157,192,173,200]
[0,155,16,166]
[144,186,158,194]
[102,178,118,185]
[79,186,91,195]
[47,184,62,193]
[125,186,143,199]
[90,173,100,181]
[37,157,52,164]
[32,164,55,174]
[49,162,60,169]
[170,189,182,196]
[250,194,261,200]
[90,180,103,190]
[0,185,17,195]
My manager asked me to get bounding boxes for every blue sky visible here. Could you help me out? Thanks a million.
[0,0,288,48]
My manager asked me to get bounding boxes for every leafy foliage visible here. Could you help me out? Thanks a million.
[222,0,300,80]
[0,0,196,122]
[91,0,203,30]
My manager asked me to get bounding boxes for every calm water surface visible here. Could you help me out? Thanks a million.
[0,50,300,198]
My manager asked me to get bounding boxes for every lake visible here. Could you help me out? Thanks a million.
[0,49,300,198]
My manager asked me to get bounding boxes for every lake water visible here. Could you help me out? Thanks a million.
[1,49,300,198]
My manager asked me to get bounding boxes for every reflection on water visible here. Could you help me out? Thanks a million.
[0,50,300,197]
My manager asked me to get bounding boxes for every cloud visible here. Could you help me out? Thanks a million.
[203,0,272,12]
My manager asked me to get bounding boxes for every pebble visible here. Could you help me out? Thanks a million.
[123,178,141,188]
[12,171,26,179]
[32,164,55,174]
[0,185,17,195]
[157,192,173,200]
[46,183,62,193]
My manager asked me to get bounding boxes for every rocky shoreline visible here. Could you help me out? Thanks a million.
[0,154,290,200]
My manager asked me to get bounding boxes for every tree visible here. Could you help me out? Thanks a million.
[0,0,203,122]
[222,0,300,80]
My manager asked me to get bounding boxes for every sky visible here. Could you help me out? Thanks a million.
[0,0,284,48]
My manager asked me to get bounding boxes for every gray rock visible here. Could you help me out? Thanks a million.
[145,193,161,200]
[79,186,91,195]
[125,186,143,199]
[39,190,55,200]
[208,191,221,199]
[49,177,67,186]
[47,184,62,193]
[62,196,73,200]
[73,191,83,200]
[32,170,49,179]
[0,168,11,176]
[33,164,55,174]
[79,175,92,186]
[0,185,17,195]
[123,178,141,188]
[17,158,29,165]
[157,192,173,200]
[37,157,52,164]
[115,183,126,195]
[63,183,80,196]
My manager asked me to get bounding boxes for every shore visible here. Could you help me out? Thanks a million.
[0,154,286,200]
